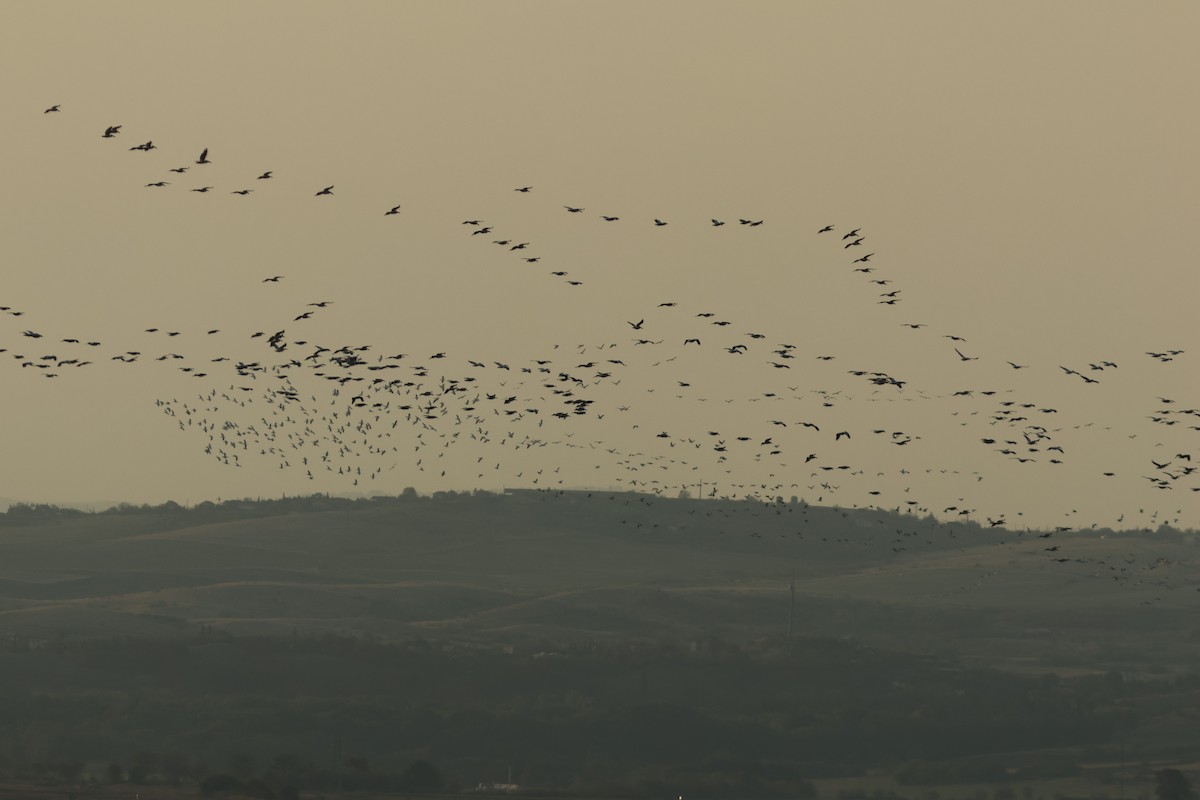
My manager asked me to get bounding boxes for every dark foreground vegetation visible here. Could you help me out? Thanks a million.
[1,492,1198,798]
[3,631,1200,798]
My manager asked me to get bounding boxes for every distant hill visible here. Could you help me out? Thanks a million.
[0,495,122,513]
[1,490,1197,674]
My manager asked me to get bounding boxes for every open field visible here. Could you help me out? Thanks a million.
[3,493,1200,798]
[0,769,1182,800]
[2,492,1198,674]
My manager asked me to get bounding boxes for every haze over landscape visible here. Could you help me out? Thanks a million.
[2,2,1200,799]
[1,1,1196,531]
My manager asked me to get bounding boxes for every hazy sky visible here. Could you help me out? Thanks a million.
[1,1,1196,529]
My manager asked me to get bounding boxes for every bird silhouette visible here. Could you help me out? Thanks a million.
[21,112,1196,542]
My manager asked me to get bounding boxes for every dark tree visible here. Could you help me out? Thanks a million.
[1156,769,1196,800]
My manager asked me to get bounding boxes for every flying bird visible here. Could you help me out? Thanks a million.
[315,186,334,196]
[195,148,210,164]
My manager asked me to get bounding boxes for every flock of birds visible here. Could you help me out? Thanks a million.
[6,104,1198,602]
